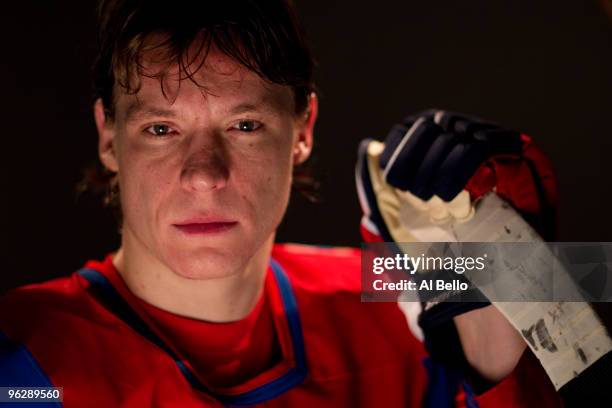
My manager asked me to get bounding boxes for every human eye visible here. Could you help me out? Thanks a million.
[144,123,179,137]
[231,119,263,133]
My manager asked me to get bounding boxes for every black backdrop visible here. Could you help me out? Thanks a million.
[1,0,611,293]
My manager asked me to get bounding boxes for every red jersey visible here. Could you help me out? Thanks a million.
[0,244,561,407]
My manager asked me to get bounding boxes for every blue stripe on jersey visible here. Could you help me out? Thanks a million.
[224,259,307,406]
[0,331,63,407]
[78,257,307,406]
[422,357,480,408]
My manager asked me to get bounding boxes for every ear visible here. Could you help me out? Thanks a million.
[293,92,318,165]
[94,98,119,172]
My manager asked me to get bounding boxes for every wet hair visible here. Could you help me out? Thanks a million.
[80,0,318,222]
[94,0,315,116]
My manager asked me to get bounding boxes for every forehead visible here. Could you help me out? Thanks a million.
[113,46,295,118]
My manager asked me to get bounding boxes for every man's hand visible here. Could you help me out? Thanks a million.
[356,109,612,402]
[356,109,558,244]
[356,109,558,383]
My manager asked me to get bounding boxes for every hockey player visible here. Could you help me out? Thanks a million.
[0,0,606,406]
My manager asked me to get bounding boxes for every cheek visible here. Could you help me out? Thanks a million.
[234,131,295,221]
[116,145,178,225]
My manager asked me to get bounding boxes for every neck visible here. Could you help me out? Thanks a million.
[112,232,273,323]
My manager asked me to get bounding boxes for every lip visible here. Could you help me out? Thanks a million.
[173,221,238,235]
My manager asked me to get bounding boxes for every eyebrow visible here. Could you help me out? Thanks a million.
[227,98,287,116]
[123,102,177,122]
[229,103,260,115]
[122,98,279,123]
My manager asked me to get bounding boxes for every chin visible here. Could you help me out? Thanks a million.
[162,244,251,280]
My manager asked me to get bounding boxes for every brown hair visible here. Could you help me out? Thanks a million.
[81,0,318,220]
[94,0,315,115]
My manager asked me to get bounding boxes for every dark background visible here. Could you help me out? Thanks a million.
[1,0,611,293]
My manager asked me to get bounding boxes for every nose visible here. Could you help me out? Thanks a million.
[180,145,229,193]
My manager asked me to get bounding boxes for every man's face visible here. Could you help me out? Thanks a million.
[95,48,315,279]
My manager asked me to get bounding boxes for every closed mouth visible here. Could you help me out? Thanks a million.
[173,221,238,234]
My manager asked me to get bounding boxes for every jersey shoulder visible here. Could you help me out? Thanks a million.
[271,243,362,294]
[0,259,113,344]
[0,273,87,317]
